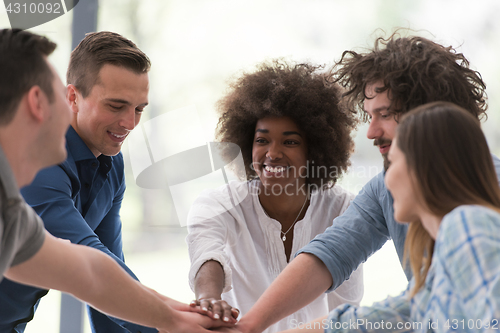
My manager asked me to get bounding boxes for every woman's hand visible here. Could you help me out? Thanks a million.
[189,297,240,323]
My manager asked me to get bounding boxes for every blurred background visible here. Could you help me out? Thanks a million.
[2,0,500,331]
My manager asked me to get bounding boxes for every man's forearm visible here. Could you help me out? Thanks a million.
[5,233,207,331]
[237,253,333,333]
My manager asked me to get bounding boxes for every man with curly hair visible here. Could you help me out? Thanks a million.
[226,33,500,333]
[187,60,363,332]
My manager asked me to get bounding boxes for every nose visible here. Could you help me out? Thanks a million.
[119,108,138,131]
[366,118,383,140]
[266,142,283,160]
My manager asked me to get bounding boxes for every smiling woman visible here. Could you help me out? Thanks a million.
[185,60,363,333]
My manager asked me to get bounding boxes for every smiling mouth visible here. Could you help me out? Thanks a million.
[264,165,287,173]
[108,131,128,142]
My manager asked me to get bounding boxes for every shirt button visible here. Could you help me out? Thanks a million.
[91,162,98,168]
[84,183,90,189]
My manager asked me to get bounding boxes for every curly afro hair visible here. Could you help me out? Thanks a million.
[330,31,487,122]
[215,59,358,187]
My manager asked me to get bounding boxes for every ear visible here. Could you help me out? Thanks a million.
[66,84,79,114]
[26,86,49,122]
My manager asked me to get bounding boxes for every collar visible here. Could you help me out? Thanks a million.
[0,144,20,199]
[66,126,113,172]
[67,126,99,162]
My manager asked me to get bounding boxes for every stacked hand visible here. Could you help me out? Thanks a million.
[157,309,236,333]
[155,296,238,332]
[190,297,240,323]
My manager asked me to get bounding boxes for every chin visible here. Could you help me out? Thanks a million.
[101,146,122,157]
[393,210,410,224]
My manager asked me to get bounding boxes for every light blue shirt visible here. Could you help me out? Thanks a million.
[297,155,500,291]
[325,205,500,332]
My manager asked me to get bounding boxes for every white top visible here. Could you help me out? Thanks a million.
[187,180,364,333]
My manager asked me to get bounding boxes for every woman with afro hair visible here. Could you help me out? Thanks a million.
[186,60,363,332]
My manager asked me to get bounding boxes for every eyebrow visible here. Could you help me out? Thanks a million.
[105,98,148,107]
[255,129,302,137]
[283,131,302,137]
[366,106,391,113]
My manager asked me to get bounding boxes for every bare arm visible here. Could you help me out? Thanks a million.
[236,253,333,333]
[195,260,226,300]
[5,231,226,332]
[190,260,239,322]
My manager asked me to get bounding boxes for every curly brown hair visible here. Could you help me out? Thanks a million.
[215,60,357,187]
[330,31,487,121]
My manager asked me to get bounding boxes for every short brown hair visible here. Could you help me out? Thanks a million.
[216,59,357,187]
[396,102,500,296]
[0,29,56,125]
[66,31,151,97]
[330,31,487,122]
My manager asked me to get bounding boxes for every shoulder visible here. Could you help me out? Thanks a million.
[438,205,500,249]
[358,170,387,198]
[314,185,355,208]
[348,171,389,209]
[188,180,253,220]
[441,205,500,229]
[195,180,251,204]
[27,163,73,190]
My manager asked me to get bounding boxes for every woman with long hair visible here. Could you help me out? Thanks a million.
[279,101,500,332]
[186,60,364,332]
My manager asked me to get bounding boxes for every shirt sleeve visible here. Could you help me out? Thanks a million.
[325,189,364,309]
[325,288,412,333]
[297,173,391,291]
[437,207,500,327]
[9,203,46,268]
[21,165,157,333]
[93,181,125,262]
[21,166,136,278]
[186,189,233,293]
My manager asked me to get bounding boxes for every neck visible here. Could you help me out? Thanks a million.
[0,138,39,188]
[0,114,44,188]
[419,211,442,240]
[258,181,309,221]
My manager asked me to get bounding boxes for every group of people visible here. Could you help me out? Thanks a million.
[0,26,499,333]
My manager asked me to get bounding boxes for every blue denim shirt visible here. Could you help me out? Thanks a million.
[0,126,156,333]
[298,155,500,292]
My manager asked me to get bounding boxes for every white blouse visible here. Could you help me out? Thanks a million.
[187,180,364,333]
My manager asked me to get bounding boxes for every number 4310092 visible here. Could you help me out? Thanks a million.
[6,2,62,14]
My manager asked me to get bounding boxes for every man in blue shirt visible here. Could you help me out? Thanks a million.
[227,33,500,333]
[0,28,227,333]
[0,31,156,333]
